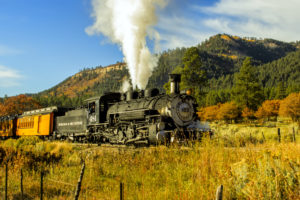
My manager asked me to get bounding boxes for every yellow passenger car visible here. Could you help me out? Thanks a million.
[16,107,58,136]
[0,116,16,137]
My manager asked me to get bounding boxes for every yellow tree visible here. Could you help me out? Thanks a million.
[255,100,281,121]
[241,107,255,122]
[217,102,239,123]
[0,95,41,116]
[198,104,220,121]
[279,92,300,123]
[255,106,266,120]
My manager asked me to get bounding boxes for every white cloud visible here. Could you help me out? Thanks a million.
[156,15,211,49]
[0,65,22,87]
[156,0,300,50]
[198,0,300,41]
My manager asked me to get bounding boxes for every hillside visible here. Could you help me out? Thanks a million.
[199,34,297,63]
[148,34,298,91]
[39,63,126,98]
[33,63,128,107]
[32,34,300,107]
[259,50,300,87]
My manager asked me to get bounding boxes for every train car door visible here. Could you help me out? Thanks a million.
[37,115,42,133]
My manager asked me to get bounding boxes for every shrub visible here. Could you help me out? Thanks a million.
[255,100,281,120]
[241,107,255,121]
[217,102,239,122]
[198,104,220,121]
[279,92,300,123]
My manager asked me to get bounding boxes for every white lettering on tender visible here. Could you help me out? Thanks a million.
[58,121,83,126]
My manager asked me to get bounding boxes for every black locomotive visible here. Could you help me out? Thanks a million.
[54,74,202,145]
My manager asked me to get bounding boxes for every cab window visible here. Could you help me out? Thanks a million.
[89,102,96,114]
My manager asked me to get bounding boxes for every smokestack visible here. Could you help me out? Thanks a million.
[169,74,181,94]
[126,89,133,101]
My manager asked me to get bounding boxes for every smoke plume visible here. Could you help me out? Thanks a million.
[120,79,131,93]
[86,0,167,89]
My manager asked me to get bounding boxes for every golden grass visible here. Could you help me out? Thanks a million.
[0,125,299,199]
[211,122,299,146]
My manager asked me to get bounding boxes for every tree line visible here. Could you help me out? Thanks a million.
[198,94,299,124]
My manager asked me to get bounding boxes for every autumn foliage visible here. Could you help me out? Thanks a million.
[255,100,281,120]
[217,102,239,121]
[279,92,300,122]
[198,102,239,122]
[199,93,300,123]
[0,95,41,116]
[241,107,255,120]
[198,104,220,121]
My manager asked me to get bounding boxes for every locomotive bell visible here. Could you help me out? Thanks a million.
[169,74,181,94]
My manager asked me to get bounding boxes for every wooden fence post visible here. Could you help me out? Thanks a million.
[5,163,8,200]
[277,128,281,143]
[292,127,296,143]
[40,171,44,200]
[216,185,223,200]
[21,169,24,200]
[261,132,265,141]
[74,162,85,200]
[120,182,124,200]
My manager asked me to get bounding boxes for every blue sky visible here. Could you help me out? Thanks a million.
[1,0,300,97]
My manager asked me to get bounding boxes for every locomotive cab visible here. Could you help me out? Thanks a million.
[85,92,121,125]
[85,97,100,125]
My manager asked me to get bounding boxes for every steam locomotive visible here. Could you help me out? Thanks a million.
[0,74,206,145]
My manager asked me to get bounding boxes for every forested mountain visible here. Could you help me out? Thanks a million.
[199,35,296,64]
[32,34,300,107]
[33,63,128,107]
[148,34,298,92]
[258,50,300,88]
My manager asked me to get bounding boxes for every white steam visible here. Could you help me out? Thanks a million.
[120,79,131,93]
[86,0,167,89]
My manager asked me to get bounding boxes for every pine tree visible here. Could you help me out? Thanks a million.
[181,47,207,104]
[205,90,221,106]
[275,81,286,99]
[232,57,264,110]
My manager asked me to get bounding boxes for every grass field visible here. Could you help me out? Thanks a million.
[0,122,299,200]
